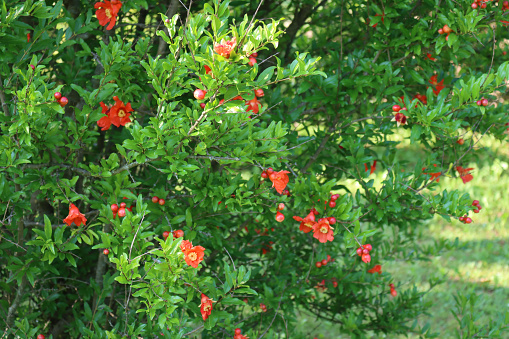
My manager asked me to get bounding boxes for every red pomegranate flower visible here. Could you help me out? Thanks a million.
[429,75,445,95]
[426,53,437,61]
[246,98,260,114]
[427,172,441,182]
[365,160,377,175]
[456,166,474,184]
[371,13,385,28]
[95,1,122,30]
[183,245,205,268]
[312,218,334,243]
[268,170,290,194]
[110,96,133,127]
[314,279,327,292]
[180,240,193,252]
[213,37,236,58]
[293,211,316,233]
[392,112,407,127]
[63,203,87,227]
[422,165,441,183]
[367,264,382,274]
[200,294,214,321]
[414,93,427,105]
[97,102,113,131]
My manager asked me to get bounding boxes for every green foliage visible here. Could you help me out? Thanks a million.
[1,0,509,338]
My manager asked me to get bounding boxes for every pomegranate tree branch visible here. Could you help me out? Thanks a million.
[301,115,341,173]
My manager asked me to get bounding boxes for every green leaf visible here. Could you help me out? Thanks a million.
[44,215,52,240]
[257,66,276,84]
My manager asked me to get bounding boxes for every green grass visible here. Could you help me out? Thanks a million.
[294,135,509,338]
[387,139,509,337]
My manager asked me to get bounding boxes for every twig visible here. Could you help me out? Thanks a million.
[301,115,341,173]
[270,138,315,153]
[257,287,286,338]
[5,278,27,328]
[224,247,236,271]
[481,27,496,87]
[188,155,241,161]
[183,325,204,336]
[236,0,265,52]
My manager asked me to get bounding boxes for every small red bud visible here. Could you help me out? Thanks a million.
[173,229,184,238]
[118,208,126,217]
[59,96,68,107]
[194,89,206,100]
[276,211,285,222]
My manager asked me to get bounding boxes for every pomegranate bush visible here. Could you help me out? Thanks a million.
[2,0,509,338]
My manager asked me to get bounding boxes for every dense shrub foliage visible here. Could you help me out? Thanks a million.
[2,0,509,338]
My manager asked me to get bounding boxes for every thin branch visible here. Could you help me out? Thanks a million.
[188,155,241,161]
[5,278,27,328]
[223,247,236,271]
[481,27,496,87]
[236,0,265,52]
[301,115,341,173]
[257,287,286,339]
[21,161,142,177]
